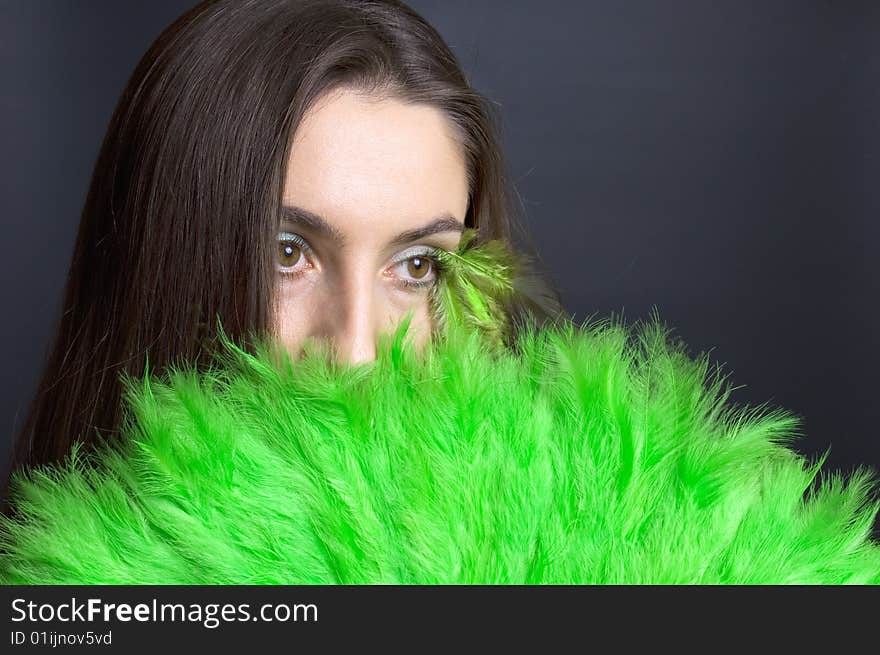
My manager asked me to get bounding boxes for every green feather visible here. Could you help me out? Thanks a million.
[428,228,521,349]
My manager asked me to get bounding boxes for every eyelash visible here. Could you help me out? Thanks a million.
[276,231,445,292]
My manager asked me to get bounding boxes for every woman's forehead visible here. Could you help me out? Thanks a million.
[282,88,469,240]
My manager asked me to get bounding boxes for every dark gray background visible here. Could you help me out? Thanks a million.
[2,1,878,529]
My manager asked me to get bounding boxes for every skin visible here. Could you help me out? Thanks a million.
[273,86,469,364]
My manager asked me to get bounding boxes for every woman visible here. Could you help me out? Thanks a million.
[2,0,566,505]
[1,0,878,584]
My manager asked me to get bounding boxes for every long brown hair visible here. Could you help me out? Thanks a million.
[3,0,566,506]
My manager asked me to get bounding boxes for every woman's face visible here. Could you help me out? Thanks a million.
[274,87,469,364]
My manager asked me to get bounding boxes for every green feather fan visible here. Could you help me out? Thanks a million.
[1,234,879,584]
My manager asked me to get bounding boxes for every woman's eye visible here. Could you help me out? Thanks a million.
[278,241,303,267]
[404,255,433,280]
[277,232,311,276]
[393,252,441,290]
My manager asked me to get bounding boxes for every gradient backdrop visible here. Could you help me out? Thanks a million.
[2,0,878,533]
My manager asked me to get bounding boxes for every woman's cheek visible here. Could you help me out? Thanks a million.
[272,279,316,358]
[392,296,434,352]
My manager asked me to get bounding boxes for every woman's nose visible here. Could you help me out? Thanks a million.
[336,324,377,365]
[321,276,379,366]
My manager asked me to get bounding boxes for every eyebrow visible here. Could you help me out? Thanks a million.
[280,205,464,249]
